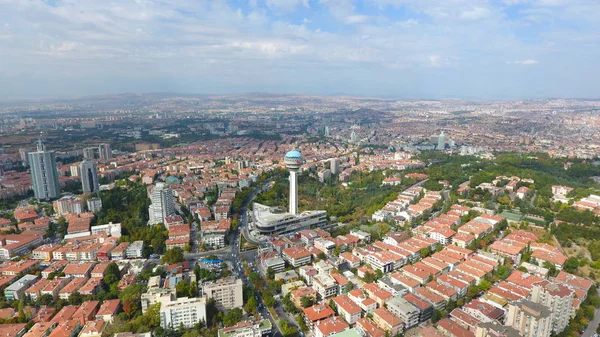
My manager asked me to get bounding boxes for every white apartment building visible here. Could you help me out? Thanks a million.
[506,299,553,337]
[530,280,574,334]
[126,241,144,259]
[28,141,61,200]
[202,277,243,310]
[202,234,226,249]
[217,319,272,337]
[386,296,420,329]
[90,222,121,238]
[332,295,362,325]
[148,183,176,225]
[160,297,207,329]
[312,274,338,299]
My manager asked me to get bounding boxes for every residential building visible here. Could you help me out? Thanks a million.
[303,303,335,330]
[80,160,100,194]
[148,183,176,225]
[217,319,272,337]
[98,143,112,160]
[126,241,144,258]
[202,277,243,310]
[475,321,521,337]
[5,274,38,301]
[312,274,338,299]
[505,299,552,337]
[160,297,207,329]
[28,141,61,200]
[372,307,404,336]
[332,295,362,325]
[314,316,349,337]
[530,280,574,333]
[96,299,121,323]
[282,246,312,267]
[386,296,420,329]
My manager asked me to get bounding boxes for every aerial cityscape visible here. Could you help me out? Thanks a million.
[0,94,598,337]
[1,1,600,337]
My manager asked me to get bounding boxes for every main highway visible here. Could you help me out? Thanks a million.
[185,178,281,336]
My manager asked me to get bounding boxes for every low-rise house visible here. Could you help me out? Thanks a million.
[314,316,349,337]
[303,303,335,330]
[96,299,121,322]
[332,295,362,325]
[386,296,420,329]
[372,307,404,336]
[5,274,38,301]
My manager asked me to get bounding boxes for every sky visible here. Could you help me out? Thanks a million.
[0,0,599,100]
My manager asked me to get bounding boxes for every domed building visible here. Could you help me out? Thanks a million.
[252,149,327,237]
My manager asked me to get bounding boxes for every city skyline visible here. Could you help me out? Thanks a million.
[1,0,599,100]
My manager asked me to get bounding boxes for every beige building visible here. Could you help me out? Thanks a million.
[202,277,243,310]
[506,300,552,337]
[530,280,574,334]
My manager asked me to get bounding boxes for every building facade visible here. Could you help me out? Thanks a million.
[506,300,552,337]
[28,141,61,200]
[160,297,207,329]
[202,277,243,310]
[80,160,100,194]
[148,183,176,225]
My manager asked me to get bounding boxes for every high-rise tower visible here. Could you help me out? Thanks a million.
[28,140,61,200]
[80,160,99,194]
[148,182,175,225]
[437,131,446,150]
[98,143,112,159]
[284,150,303,215]
[83,147,96,160]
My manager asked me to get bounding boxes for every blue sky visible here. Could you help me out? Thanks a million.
[0,0,599,99]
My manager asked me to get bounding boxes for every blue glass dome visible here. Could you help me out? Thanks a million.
[285,150,302,159]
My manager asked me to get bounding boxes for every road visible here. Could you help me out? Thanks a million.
[231,178,282,337]
[583,290,600,337]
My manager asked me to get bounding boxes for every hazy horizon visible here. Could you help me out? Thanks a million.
[1,0,599,100]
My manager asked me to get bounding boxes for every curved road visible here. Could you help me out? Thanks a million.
[583,289,600,337]
[186,178,282,336]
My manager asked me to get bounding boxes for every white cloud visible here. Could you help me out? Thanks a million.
[0,0,597,99]
[345,15,371,24]
[429,55,441,67]
[265,0,310,12]
[502,0,529,5]
[460,7,491,21]
[508,59,540,65]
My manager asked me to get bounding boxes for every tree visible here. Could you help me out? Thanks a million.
[262,291,276,308]
[120,283,145,317]
[245,296,257,315]
[564,257,579,273]
[296,314,309,332]
[266,267,275,280]
[329,299,338,314]
[280,320,299,337]
[162,247,184,264]
[494,265,510,280]
[222,308,243,327]
[248,272,264,290]
[477,280,492,292]
[333,247,341,257]
[432,310,442,323]
[543,261,558,277]
[176,281,191,298]
[68,292,83,305]
[300,296,314,308]
[104,262,121,286]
